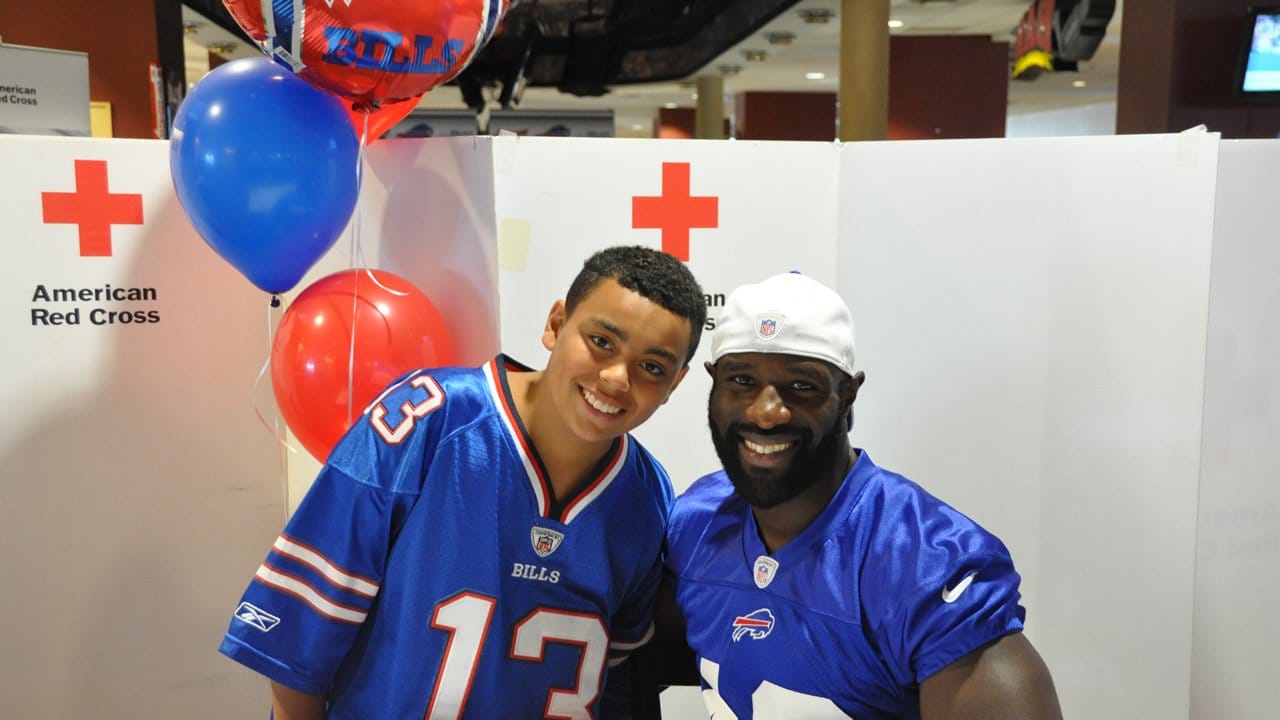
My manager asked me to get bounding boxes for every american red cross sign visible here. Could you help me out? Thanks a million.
[42,159,144,257]
[632,161,718,261]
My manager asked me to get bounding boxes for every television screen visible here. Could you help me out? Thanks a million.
[1239,7,1280,95]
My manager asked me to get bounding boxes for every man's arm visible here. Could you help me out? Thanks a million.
[919,632,1062,720]
[270,681,326,720]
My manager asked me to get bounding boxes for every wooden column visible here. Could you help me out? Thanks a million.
[695,74,726,139]
[839,0,890,141]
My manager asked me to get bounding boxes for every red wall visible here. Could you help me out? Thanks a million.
[888,35,1010,140]
[727,35,1008,142]
[736,92,837,141]
[1119,0,1280,137]
[0,0,162,139]
[658,107,696,139]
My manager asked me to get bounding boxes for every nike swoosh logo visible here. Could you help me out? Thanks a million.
[941,572,977,603]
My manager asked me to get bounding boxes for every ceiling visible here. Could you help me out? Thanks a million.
[179,0,1124,136]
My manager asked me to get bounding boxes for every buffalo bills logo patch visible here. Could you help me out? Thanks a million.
[531,526,564,557]
[731,608,775,642]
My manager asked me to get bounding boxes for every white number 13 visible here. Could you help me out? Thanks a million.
[425,592,608,719]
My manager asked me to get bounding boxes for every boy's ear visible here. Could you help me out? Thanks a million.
[541,300,568,351]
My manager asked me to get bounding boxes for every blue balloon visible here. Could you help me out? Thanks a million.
[170,57,360,294]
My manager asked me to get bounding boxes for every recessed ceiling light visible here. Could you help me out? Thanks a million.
[1072,80,1088,88]
[767,32,795,46]
[663,102,678,109]
[888,20,905,29]
[806,72,826,80]
[742,49,768,62]
[799,8,835,24]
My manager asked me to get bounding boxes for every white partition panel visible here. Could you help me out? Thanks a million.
[284,137,503,506]
[837,131,1219,720]
[491,136,840,494]
[1191,140,1280,720]
[0,136,285,718]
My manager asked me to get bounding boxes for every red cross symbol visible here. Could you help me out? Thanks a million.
[42,159,144,257]
[632,162,718,261]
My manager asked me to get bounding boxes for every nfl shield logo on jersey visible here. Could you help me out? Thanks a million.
[531,526,564,557]
[753,555,779,589]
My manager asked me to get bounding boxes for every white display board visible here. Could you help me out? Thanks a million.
[837,130,1219,720]
[282,137,503,505]
[1190,140,1280,720]
[0,135,284,718]
[490,135,839,494]
[0,43,90,136]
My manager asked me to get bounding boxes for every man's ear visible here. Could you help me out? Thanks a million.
[541,300,568,352]
[844,370,866,431]
[847,370,866,406]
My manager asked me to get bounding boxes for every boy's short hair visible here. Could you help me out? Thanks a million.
[565,246,706,365]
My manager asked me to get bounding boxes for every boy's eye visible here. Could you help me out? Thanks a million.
[791,381,816,392]
[727,375,753,386]
[641,361,667,377]
[589,335,613,350]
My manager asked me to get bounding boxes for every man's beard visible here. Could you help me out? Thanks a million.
[708,406,850,510]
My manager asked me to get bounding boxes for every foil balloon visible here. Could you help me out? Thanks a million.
[222,0,509,110]
[271,269,456,462]
[345,96,418,142]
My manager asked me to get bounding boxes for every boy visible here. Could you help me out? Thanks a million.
[220,246,706,719]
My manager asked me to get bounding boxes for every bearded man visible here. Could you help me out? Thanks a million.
[660,272,1062,720]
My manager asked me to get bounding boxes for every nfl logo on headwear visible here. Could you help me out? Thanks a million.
[753,313,786,342]
[753,555,779,589]
[531,526,564,558]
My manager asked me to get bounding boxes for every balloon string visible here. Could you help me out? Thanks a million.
[348,112,406,298]
[253,294,296,522]
[348,274,359,428]
[346,112,370,427]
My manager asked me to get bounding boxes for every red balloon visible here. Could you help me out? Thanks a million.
[344,96,418,142]
[271,269,455,461]
[223,0,509,109]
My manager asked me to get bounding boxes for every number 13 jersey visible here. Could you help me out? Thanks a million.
[220,356,674,719]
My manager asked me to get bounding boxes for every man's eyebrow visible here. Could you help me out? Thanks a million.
[718,356,828,379]
[593,318,680,365]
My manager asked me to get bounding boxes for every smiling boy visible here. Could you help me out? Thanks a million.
[219,246,705,719]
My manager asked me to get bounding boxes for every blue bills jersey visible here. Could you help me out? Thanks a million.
[220,356,674,719]
[665,450,1026,719]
